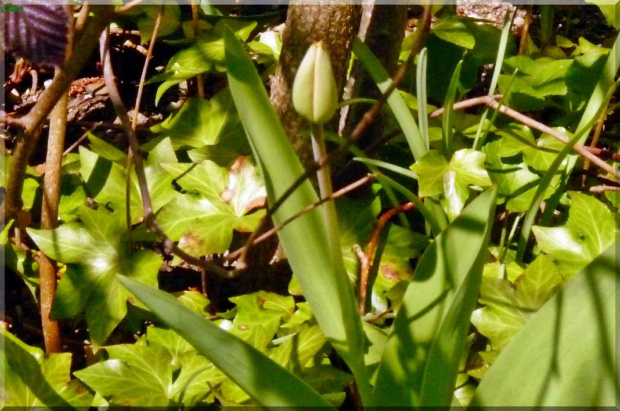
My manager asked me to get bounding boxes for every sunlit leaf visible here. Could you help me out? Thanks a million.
[471,244,617,406]
[373,188,497,407]
[532,191,617,279]
[27,207,162,346]
[3,330,92,407]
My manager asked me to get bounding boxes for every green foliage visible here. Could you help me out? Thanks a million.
[223,26,372,403]
[27,207,162,346]
[2,329,93,407]
[411,149,492,220]
[7,6,618,409]
[472,255,563,350]
[373,188,497,406]
[118,277,334,407]
[532,192,617,279]
[471,244,617,406]
[80,137,178,223]
[156,157,265,257]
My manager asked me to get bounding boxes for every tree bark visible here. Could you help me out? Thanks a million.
[270,1,361,170]
[335,5,408,188]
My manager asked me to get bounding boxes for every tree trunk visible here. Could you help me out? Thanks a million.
[270,1,361,170]
[335,5,408,189]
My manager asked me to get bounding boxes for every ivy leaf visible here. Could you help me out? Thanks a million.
[136,4,181,45]
[162,160,228,200]
[27,207,162,346]
[75,338,175,406]
[3,330,93,407]
[151,92,240,148]
[149,21,256,104]
[532,192,617,279]
[410,150,449,197]
[412,149,491,218]
[157,158,265,257]
[229,291,295,347]
[431,15,475,49]
[484,139,561,212]
[268,325,328,372]
[471,255,562,351]
[80,138,178,223]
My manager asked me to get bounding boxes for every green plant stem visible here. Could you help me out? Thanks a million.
[311,124,341,261]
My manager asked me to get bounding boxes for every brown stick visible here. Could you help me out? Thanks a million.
[590,185,620,193]
[2,6,114,222]
[38,85,68,354]
[581,98,610,185]
[191,0,205,99]
[359,202,416,315]
[430,95,620,180]
[125,7,163,249]
[99,28,235,279]
[518,5,532,55]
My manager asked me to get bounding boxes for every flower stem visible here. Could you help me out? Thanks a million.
[311,123,342,262]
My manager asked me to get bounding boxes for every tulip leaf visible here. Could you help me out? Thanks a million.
[470,243,617,406]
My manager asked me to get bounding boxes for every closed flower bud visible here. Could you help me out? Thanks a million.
[292,42,339,125]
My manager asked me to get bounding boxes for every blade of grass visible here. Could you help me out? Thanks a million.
[353,38,427,162]
[417,47,429,150]
[372,187,497,406]
[117,276,332,407]
[222,28,371,403]
[473,11,513,149]
[471,243,617,406]
[442,59,463,154]
[353,157,419,180]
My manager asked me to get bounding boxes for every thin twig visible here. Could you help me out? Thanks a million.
[484,98,620,180]
[227,173,378,262]
[63,123,99,156]
[239,5,433,264]
[99,28,235,280]
[431,95,620,180]
[125,6,163,249]
[360,202,416,315]
[429,95,502,118]
[581,97,610,185]
[191,0,205,99]
[590,185,620,193]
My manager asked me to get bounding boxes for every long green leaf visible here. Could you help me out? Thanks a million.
[473,11,513,149]
[117,276,331,407]
[373,187,497,406]
[416,47,429,150]
[442,59,463,153]
[470,243,617,406]
[353,38,427,161]
[222,28,371,402]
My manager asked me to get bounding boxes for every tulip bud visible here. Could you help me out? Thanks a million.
[292,42,339,125]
